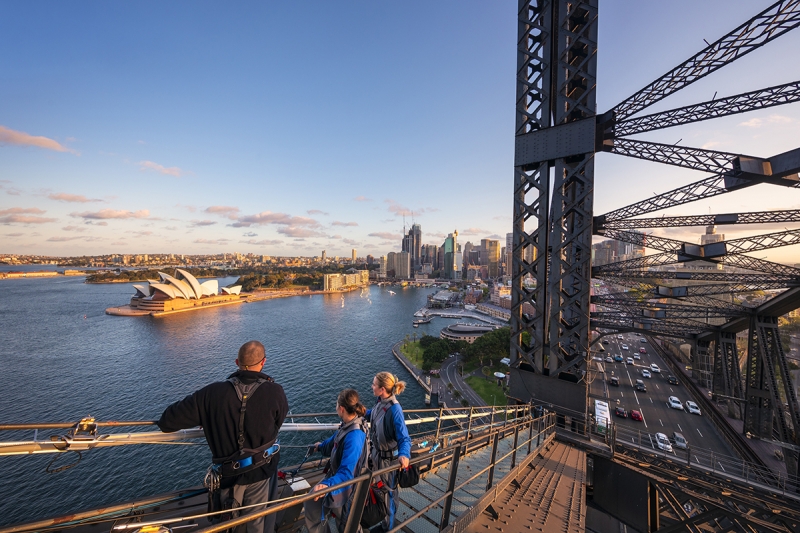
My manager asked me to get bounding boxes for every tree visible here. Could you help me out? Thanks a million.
[482,366,492,380]
[447,383,453,392]
[461,398,470,407]
[453,390,462,400]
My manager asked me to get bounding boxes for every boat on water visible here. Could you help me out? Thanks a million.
[388,290,396,295]
[412,316,432,326]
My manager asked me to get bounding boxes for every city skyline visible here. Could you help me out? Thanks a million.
[2,2,800,261]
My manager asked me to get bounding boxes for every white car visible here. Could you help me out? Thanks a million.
[655,432,673,452]
[605,356,613,363]
[650,363,661,373]
[626,357,634,365]
[668,396,683,410]
[622,344,629,350]
[685,401,701,415]
[633,353,641,360]
[617,334,623,339]
[642,369,651,378]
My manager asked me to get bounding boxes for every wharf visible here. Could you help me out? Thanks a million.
[413,306,507,326]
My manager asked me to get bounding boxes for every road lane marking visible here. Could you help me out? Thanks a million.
[669,387,673,393]
[718,462,725,472]
[620,391,624,397]
[633,390,640,405]
[695,455,700,463]
[655,384,660,390]
[659,418,663,426]
[650,398,653,403]
[641,411,648,428]
[678,424,683,431]
[697,429,704,438]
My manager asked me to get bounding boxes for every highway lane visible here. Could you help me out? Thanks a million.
[440,356,485,407]
[595,332,737,463]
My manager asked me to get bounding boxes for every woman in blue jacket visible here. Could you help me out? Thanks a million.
[305,389,368,533]
[366,372,412,532]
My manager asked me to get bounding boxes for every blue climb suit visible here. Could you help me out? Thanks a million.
[304,417,368,533]
[367,396,411,530]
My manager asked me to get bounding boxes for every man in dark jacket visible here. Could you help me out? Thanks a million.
[158,340,289,533]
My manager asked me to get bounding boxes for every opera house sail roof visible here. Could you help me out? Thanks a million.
[132,269,241,301]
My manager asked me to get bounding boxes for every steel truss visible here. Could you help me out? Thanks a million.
[510,0,800,481]
[611,447,800,533]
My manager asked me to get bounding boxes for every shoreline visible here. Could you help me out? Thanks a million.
[105,286,361,316]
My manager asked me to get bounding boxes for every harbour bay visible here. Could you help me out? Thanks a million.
[0,274,459,526]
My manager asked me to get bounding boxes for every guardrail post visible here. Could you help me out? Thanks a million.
[342,471,374,533]
[466,407,474,439]
[527,412,534,454]
[486,431,501,491]
[439,444,462,531]
[489,405,495,429]
[434,406,444,442]
[511,426,520,468]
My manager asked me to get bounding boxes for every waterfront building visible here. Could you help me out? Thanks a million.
[395,251,411,279]
[427,290,459,309]
[440,323,498,344]
[379,255,387,279]
[323,270,369,291]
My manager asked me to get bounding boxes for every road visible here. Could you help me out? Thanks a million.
[591,330,737,465]
[439,356,486,407]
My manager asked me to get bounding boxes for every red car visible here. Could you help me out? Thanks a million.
[630,410,643,422]
[615,407,628,418]
[639,347,646,354]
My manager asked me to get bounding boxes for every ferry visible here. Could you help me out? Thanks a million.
[412,316,432,326]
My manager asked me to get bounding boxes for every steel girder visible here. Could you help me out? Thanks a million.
[615,79,800,137]
[743,316,800,477]
[511,0,598,379]
[612,0,800,120]
[510,0,554,374]
[712,331,745,420]
[609,138,741,175]
[601,208,800,231]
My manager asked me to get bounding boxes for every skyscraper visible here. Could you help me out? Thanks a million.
[442,230,459,280]
[352,249,357,264]
[482,239,500,278]
[322,250,327,263]
[401,224,423,271]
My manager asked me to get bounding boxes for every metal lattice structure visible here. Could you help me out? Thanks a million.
[510,0,800,480]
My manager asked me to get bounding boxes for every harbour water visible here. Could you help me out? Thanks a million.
[0,272,461,526]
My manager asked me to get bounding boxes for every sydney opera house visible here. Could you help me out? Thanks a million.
[110,269,243,315]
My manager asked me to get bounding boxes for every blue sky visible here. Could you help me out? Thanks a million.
[2,1,799,261]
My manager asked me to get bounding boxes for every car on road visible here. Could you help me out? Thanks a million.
[640,338,647,343]
[668,396,683,410]
[667,375,680,385]
[642,369,651,378]
[672,431,688,450]
[605,356,613,363]
[655,432,673,452]
[635,379,647,392]
[650,363,661,373]
[621,344,629,350]
[615,406,628,418]
[614,354,624,362]
[617,334,623,339]
[630,410,643,421]
[639,347,647,354]
[685,401,701,415]
[626,357,634,365]
[609,376,619,386]
[602,340,610,345]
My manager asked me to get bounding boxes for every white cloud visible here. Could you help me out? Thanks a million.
[138,160,185,177]
[71,209,149,220]
[0,125,77,154]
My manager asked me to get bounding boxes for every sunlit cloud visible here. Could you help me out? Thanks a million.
[384,199,432,217]
[231,211,321,228]
[459,227,490,236]
[85,220,108,226]
[343,238,359,245]
[128,231,154,237]
[190,220,217,227]
[164,226,178,230]
[138,160,185,177]
[194,238,231,245]
[5,233,23,237]
[239,239,283,245]
[243,231,258,237]
[369,231,401,240]
[739,114,794,128]
[49,192,103,203]
[355,196,372,202]
[62,225,87,232]
[307,209,329,215]
[277,226,327,238]
[47,236,84,242]
[71,209,149,220]
[0,125,77,154]
[487,234,502,239]
[0,207,56,224]
[331,221,358,227]
[331,234,342,239]
[205,205,240,219]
